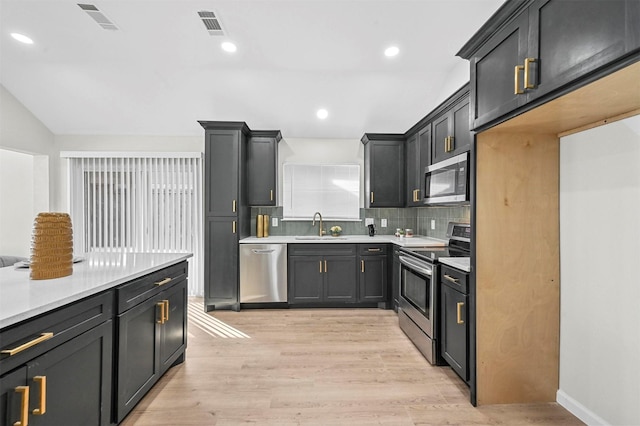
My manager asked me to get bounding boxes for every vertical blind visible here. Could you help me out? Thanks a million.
[64,153,203,296]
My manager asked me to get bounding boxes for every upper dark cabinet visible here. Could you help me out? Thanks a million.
[432,92,471,164]
[405,125,431,207]
[459,0,640,130]
[246,131,281,206]
[362,134,405,208]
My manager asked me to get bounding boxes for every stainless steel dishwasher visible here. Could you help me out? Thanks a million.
[239,244,287,303]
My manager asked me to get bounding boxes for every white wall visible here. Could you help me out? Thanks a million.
[558,116,640,425]
[278,137,364,207]
[0,85,55,255]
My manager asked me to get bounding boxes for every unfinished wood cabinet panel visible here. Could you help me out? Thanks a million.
[476,131,560,404]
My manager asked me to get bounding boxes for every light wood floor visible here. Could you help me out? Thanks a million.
[121,303,583,425]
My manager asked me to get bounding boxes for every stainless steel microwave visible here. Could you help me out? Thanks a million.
[424,152,469,205]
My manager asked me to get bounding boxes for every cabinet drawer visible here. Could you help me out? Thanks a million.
[116,261,188,314]
[0,291,113,374]
[288,244,357,256]
[440,266,468,294]
[358,244,388,255]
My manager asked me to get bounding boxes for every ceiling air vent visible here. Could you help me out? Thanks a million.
[78,4,119,30]
[198,11,225,36]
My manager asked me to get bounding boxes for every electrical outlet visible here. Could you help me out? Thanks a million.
[272,217,278,227]
[365,218,374,226]
[431,219,435,230]
[381,219,387,227]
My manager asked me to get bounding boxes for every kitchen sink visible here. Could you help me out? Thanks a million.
[294,236,347,240]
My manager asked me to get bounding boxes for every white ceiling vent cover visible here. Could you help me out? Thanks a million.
[198,11,225,36]
[78,4,119,30]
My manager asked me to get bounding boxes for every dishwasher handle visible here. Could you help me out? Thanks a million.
[251,249,276,254]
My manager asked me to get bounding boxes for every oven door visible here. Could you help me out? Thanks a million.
[398,255,434,338]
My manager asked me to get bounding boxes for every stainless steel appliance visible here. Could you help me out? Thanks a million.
[240,244,287,303]
[398,222,470,364]
[424,152,469,205]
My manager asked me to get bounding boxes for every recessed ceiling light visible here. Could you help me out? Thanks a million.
[316,109,329,120]
[221,41,237,53]
[384,46,399,57]
[11,33,34,44]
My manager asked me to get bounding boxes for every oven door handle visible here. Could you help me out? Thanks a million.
[399,256,432,276]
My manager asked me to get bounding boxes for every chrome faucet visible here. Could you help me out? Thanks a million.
[312,212,325,237]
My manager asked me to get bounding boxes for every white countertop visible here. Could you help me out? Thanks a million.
[439,257,471,272]
[0,252,192,329]
[240,235,447,247]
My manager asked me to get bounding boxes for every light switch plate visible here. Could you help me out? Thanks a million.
[272,217,278,227]
[365,218,374,226]
[381,218,387,227]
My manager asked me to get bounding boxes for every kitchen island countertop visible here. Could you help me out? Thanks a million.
[0,252,192,329]
[240,235,447,247]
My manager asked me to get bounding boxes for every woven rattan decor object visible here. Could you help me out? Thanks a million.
[30,212,73,280]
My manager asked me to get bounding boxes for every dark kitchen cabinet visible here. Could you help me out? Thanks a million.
[440,265,469,383]
[204,128,244,217]
[392,246,401,312]
[115,263,188,423]
[246,131,281,206]
[362,134,405,208]
[432,92,471,164]
[460,0,640,130]
[205,216,240,309]
[405,125,431,207]
[358,244,388,304]
[0,292,113,426]
[288,244,357,304]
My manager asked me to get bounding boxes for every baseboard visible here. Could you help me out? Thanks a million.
[556,389,610,426]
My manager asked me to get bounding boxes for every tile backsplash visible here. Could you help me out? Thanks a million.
[251,205,470,240]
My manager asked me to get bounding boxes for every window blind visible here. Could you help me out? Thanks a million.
[65,153,203,296]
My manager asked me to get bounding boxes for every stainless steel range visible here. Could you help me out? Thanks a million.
[398,222,470,364]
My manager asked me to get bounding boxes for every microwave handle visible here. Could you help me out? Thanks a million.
[399,256,432,276]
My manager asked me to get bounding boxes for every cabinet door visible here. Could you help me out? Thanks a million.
[0,367,27,426]
[440,284,468,382]
[159,279,187,373]
[527,0,635,101]
[432,113,450,164]
[29,321,113,426]
[205,217,239,309]
[470,11,529,129]
[392,248,401,311]
[246,136,277,206]
[205,130,240,217]
[324,256,357,302]
[288,256,323,303]
[367,140,404,207]
[451,98,471,155]
[405,134,420,207]
[117,296,161,422]
[359,256,387,302]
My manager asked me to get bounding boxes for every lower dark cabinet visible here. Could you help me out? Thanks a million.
[0,321,113,426]
[359,256,387,303]
[440,266,469,382]
[206,216,240,310]
[116,277,187,422]
[288,255,357,304]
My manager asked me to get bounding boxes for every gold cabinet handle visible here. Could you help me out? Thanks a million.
[157,301,166,324]
[154,277,172,286]
[524,57,536,89]
[444,274,459,284]
[232,199,237,213]
[456,302,465,324]
[232,220,237,234]
[367,248,381,252]
[162,300,170,323]
[14,386,29,426]
[361,260,365,273]
[324,260,327,273]
[514,64,524,94]
[449,136,454,152]
[1,332,54,356]
[32,376,46,416]
[370,192,374,204]
[319,260,322,273]
[270,190,273,201]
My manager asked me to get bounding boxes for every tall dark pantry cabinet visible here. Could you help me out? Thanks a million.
[199,121,281,311]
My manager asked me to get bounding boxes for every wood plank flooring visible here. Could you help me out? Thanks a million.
[121,302,583,425]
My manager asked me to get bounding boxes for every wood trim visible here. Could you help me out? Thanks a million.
[558,108,640,138]
[476,132,560,405]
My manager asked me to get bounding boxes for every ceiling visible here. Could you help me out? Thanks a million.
[0,0,505,139]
